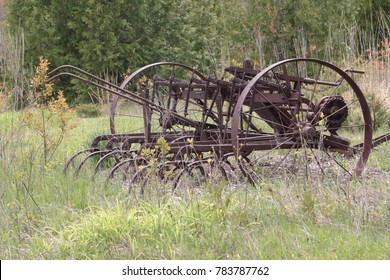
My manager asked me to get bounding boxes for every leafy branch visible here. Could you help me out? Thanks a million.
[21,57,79,165]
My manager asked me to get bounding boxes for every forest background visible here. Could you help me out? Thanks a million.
[2,0,390,104]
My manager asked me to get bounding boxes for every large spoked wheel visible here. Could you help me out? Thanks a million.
[231,58,373,181]
[110,62,222,149]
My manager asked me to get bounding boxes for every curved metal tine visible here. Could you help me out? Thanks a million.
[171,135,193,144]
[187,159,208,177]
[107,159,132,179]
[74,150,108,176]
[107,157,145,179]
[172,144,197,161]
[206,156,229,180]
[169,160,204,191]
[228,151,261,185]
[221,153,237,172]
[213,155,236,182]
[172,169,187,192]
[47,72,126,95]
[129,165,152,195]
[64,148,96,175]
[94,149,124,173]
[237,160,260,186]
[218,163,228,179]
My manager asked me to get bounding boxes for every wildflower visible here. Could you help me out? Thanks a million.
[318,112,325,127]
[187,138,193,145]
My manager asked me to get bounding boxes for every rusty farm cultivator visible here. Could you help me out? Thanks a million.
[48,58,390,188]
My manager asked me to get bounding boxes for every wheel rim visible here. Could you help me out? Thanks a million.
[231,58,373,179]
[110,62,211,142]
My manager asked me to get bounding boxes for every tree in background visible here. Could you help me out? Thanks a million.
[5,0,390,103]
[6,0,203,102]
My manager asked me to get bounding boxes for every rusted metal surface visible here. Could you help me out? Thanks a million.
[48,57,390,189]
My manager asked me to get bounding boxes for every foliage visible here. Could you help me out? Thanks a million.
[20,57,79,164]
[6,0,389,70]
[3,0,390,103]
[5,0,199,71]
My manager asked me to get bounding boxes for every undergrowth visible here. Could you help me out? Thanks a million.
[0,109,389,260]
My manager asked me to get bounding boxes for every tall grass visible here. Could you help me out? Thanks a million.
[1,151,390,260]
[0,110,389,259]
[0,11,389,260]
[0,22,26,110]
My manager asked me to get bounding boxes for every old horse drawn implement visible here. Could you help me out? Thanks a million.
[47,57,390,189]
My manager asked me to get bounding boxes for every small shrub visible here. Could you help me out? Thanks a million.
[20,57,79,165]
[75,103,102,118]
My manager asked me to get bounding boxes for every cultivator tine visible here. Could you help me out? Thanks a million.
[94,149,124,173]
[107,157,143,180]
[64,148,97,175]
[74,150,108,176]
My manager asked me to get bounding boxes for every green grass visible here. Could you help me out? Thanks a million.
[0,110,389,260]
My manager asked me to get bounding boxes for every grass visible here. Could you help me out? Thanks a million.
[0,110,389,260]
[0,22,390,258]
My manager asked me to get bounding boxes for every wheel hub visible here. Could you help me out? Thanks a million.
[314,96,348,133]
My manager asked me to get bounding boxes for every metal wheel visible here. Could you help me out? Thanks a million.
[109,62,224,149]
[231,58,373,180]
